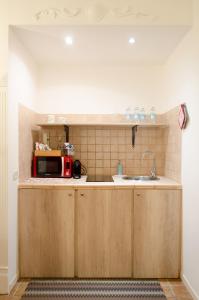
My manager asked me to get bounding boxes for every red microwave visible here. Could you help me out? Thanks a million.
[32,156,73,178]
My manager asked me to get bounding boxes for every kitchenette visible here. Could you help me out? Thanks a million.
[18,110,182,280]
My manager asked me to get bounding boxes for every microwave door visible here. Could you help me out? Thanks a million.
[37,159,47,175]
[37,157,62,177]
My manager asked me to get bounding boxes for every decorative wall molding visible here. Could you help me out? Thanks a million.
[35,8,81,20]
[34,5,158,23]
[63,8,82,18]
[0,267,8,273]
[111,6,158,21]
[0,87,8,209]
[85,4,107,22]
[0,74,8,88]
[0,88,8,294]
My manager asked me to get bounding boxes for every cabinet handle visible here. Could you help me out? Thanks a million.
[68,193,72,197]
[80,193,84,196]
[136,193,141,196]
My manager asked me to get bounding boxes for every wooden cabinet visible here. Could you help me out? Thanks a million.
[133,189,181,278]
[19,188,75,277]
[18,186,182,279]
[77,189,132,277]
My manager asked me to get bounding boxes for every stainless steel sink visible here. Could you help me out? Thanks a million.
[122,176,160,181]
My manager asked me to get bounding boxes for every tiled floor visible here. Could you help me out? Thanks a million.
[0,279,193,300]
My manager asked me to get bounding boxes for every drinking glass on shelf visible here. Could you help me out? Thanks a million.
[149,107,157,123]
[47,114,55,124]
[140,107,146,123]
[124,107,132,121]
[56,116,67,124]
[133,107,140,122]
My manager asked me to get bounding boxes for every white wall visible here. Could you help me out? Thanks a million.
[8,28,38,287]
[164,0,199,298]
[0,0,195,295]
[37,64,164,114]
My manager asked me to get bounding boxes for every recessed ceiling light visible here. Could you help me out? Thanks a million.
[65,36,73,45]
[129,37,135,44]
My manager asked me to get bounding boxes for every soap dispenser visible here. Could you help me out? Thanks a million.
[117,160,123,176]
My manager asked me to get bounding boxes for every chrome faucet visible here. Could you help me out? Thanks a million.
[142,150,157,178]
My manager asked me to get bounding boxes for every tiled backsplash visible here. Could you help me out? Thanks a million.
[70,126,166,176]
[163,107,182,182]
[19,105,181,181]
[39,125,166,177]
[38,126,66,150]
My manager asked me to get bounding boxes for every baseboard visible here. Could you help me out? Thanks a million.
[0,267,18,295]
[182,274,199,300]
[9,272,18,293]
[0,266,8,294]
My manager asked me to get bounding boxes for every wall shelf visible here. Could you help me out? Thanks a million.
[36,123,168,128]
[36,123,168,147]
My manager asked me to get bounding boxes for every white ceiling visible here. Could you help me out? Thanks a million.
[14,25,190,66]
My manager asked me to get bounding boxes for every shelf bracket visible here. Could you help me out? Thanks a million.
[64,125,69,143]
[132,125,138,148]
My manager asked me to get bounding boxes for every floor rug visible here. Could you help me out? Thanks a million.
[21,280,166,300]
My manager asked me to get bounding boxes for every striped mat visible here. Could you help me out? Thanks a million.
[21,280,166,300]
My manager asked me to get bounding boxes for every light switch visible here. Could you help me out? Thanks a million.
[12,171,19,181]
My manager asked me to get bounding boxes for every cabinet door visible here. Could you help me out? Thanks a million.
[133,189,181,278]
[77,189,132,278]
[19,189,75,277]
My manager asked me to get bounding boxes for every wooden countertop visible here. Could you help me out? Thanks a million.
[18,175,182,190]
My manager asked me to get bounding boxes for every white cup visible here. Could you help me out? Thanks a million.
[57,116,66,124]
[47,114,55,124]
